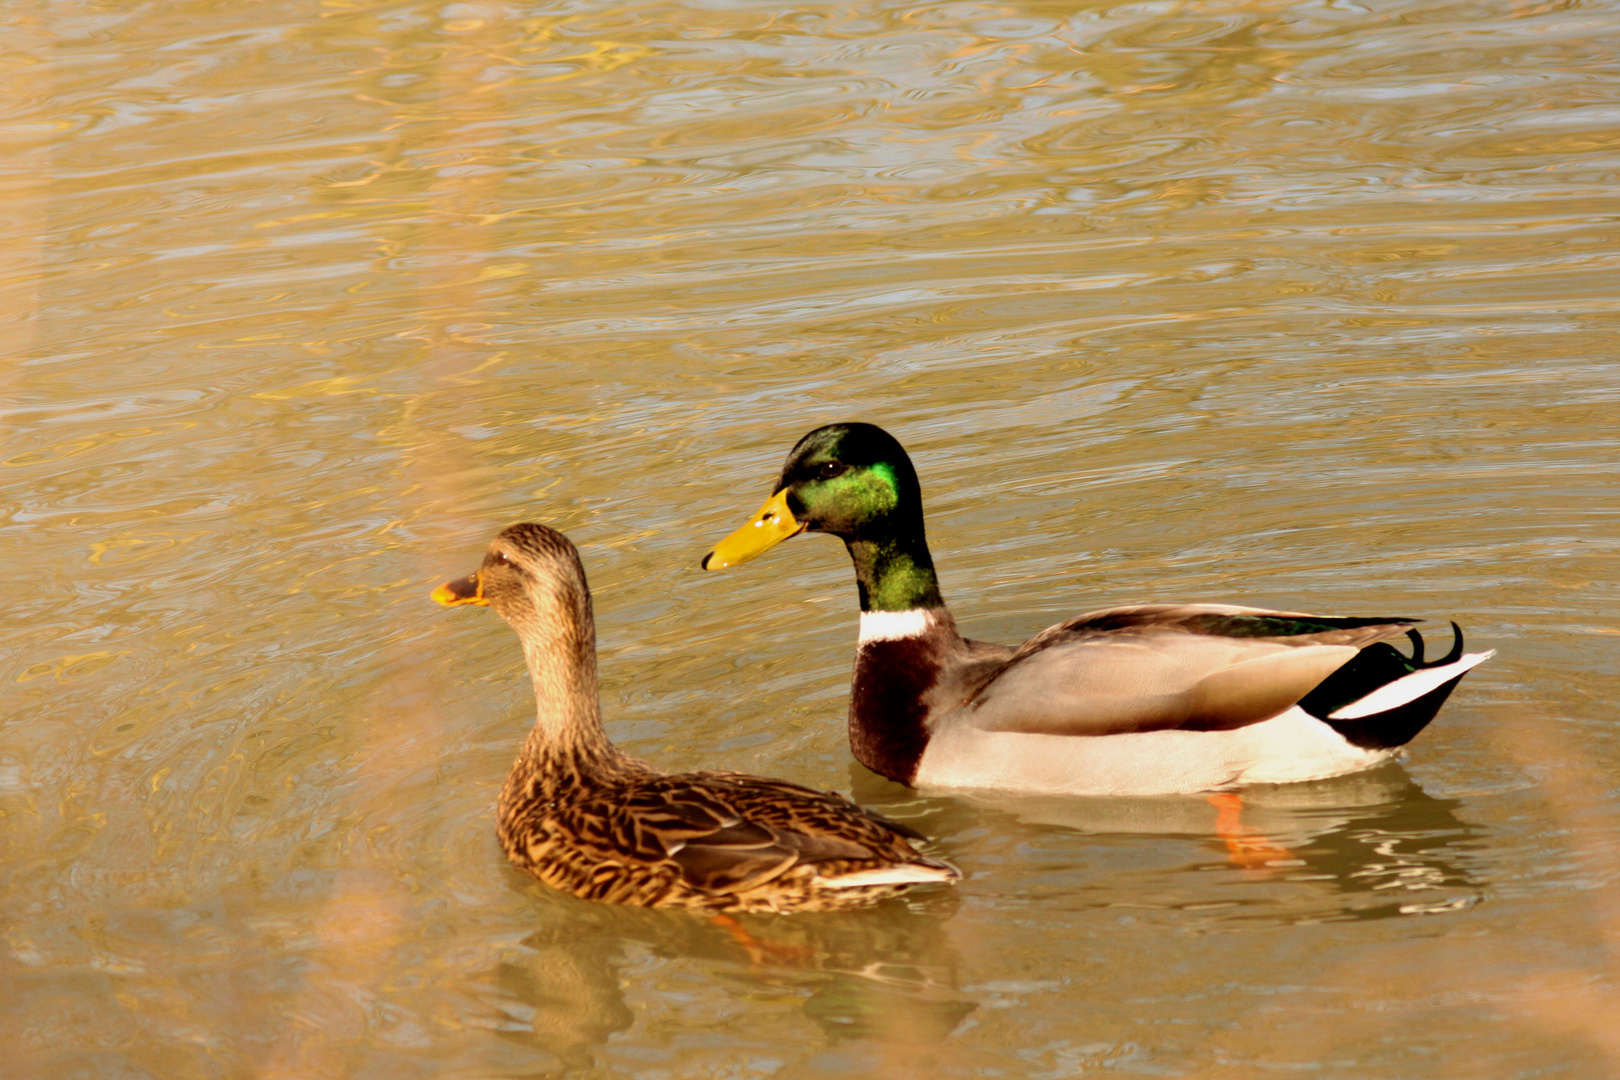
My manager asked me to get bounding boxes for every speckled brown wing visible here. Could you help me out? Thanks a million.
[516,772,943,907]
[621,780,808,894]
[502,793,682,906]
[637,773,937,890]
[682,772,930,850]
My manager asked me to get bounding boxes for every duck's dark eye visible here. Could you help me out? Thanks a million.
[491,552,511,567]
[817,461,846,480]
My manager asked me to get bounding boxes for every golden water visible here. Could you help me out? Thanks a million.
[4,0,1619,1074]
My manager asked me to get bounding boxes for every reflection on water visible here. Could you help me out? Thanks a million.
[488,886,971,1072]
[5,0,1620,1074]
[859,764,1482,927]
[498,923,637,1069]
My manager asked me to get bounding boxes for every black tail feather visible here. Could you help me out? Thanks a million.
[1299,622,1471,728]
[1319,669,1470,750]
[1435,621,1464,666]
[1298,641,1412,720]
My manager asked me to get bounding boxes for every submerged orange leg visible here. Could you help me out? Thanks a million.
[710,914,815,966]
[1206,792,1295,871]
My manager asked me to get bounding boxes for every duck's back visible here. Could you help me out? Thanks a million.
[498,767,956,912]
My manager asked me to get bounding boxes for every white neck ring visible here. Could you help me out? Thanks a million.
[858,608,935,644]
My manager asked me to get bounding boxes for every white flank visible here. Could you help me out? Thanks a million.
[858,608,935,644]
[1329,651,1494,720]
[821,864,958,889]
[918,706,1394,794]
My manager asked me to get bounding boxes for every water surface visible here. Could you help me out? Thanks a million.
[4,0,1620,1075]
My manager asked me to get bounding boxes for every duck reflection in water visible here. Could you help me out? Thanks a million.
[852,762,1484,924]
[487,886,974,1072]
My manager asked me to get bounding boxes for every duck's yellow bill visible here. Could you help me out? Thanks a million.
[701,488,805,570]
[432,571,487,606]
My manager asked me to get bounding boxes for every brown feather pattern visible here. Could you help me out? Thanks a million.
[447,523,958,913]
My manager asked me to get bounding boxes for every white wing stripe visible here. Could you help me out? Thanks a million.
[821,864,957,888]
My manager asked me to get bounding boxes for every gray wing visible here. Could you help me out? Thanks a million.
[964,604,1417,736]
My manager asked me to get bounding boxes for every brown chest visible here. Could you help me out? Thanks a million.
[847,637,945,785]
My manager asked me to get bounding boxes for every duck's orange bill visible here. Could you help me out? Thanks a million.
[701,488,805,570]
[432,571,487,606]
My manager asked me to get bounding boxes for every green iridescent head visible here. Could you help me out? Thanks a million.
[775,423,925,538]
[702,423,941,611]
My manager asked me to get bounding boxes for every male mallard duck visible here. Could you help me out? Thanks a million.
[701,423,1493,797]
[433,522,958,912]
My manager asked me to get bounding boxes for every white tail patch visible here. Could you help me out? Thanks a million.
[1329,651,1494,720]
[821,863,959,889]
[858,608,937,644]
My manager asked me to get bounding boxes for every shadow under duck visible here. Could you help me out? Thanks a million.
[433,522,958,913]
[702,423,1493,797]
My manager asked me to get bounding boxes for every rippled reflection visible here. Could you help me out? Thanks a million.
[856,764,1483,927]
[482,888,971,1071]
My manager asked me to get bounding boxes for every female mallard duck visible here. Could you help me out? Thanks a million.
[701,423,1493,797]
[432,522,958,913]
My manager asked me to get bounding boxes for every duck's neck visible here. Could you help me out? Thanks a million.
[840,521,955,783]
[511,608,634,796]
[845,528,944,613]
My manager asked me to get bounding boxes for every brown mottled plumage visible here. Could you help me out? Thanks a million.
[432,523,958,913]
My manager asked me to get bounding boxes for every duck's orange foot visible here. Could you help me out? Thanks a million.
[1206,792,1295,872]
[711,914,816,966]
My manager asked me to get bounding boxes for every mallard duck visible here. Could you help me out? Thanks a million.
[432,522,958,913]
[701,423,1493,797]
